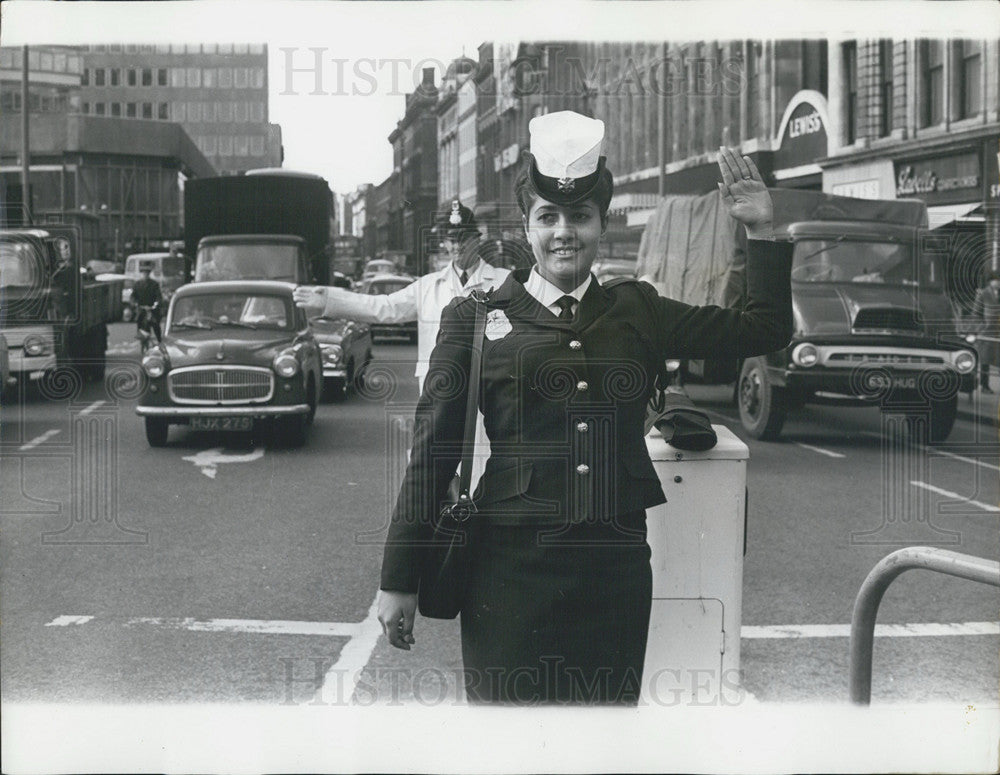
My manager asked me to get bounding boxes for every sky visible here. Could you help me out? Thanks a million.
[4,0,996,198]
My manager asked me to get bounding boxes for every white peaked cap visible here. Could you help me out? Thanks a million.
[529,111,605,179]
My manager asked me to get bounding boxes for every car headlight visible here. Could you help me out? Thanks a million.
[954,350,976,374]
[23,335,51,356]
[142,352,166,378]
[321,344,343,364]
[273,352,300,378]
[965,333,977,344]
[791,342,819,367]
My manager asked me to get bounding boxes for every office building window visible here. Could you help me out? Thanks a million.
[235,101,248,122]
[203,68,216,88]
[218,68,233,88]
[187,68,201,88]
[53,53,66,72]
[843,41,857,143]
[218,44,233,55]
[234,44,248,55]
[251,67,265,88]
[95,102,106,116]
[218,136,233,156]
[82,101,89,114]
[170,68,184,88]
[142,102,152,119]
[158,68,168,87]
[203,135,218,155]
[878,39,893,137]
[39,51,53,71]
[158,103,169,120]
[156,45,169,54]
[188,102,202,122]
[111,102,121,117]
[129,68,138,87]
[251,135,265,156]
[250,102,264,122]
[67,55,81,74]
[203,103,217,122]
[920,40,944,126]
[142,68,152,86]
[235,136,249,156]
[81,68,89,86]
[218,102,233,122]
[110,67,120,86]
[235,68,249,88]
[95,68,106,86]
[172,103,184,121]
[249,44,264,55]
[109,44,121,53]
[126,44,137,54]
[126,102,137,118]
[958,39,982,118]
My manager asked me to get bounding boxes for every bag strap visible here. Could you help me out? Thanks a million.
[454,290,490,510]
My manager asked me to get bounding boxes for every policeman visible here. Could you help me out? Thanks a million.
[378,111,792,704]
[131,264,163,342]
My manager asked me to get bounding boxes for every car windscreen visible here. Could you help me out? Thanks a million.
[0,240,46,289]
[791,239,932,286]
[195,244,299,281]
[161,257,185,277]
[169,293,292,331]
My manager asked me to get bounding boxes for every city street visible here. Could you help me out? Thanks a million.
[1,323,996,708]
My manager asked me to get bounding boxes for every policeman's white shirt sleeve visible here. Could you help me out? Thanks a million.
[322,280,419,324]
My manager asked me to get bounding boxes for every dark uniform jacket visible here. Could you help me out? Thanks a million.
[381,239,793,593]
[132,278,163,310]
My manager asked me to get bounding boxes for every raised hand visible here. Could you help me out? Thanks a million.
[717,146,774,238]
[292,285,328,317]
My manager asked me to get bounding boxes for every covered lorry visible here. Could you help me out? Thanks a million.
[636,189,976,442]
[1,225,123,386]
[183,169,332,285]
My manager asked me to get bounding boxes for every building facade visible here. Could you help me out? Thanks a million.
[76,43,281,174]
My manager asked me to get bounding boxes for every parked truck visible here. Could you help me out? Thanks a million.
[183,169,332,285]
[0,225,124,386]
[636,189,977,442]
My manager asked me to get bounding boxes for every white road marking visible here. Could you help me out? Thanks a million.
[932,448,1000,473]
[741,621,999,639]
[78,400,106,416]
[18,429,60,450]
[124,616,363,637]
[794,442,846,458]
[909,480,1000,513]
[319,596,383,705]
[181,447,265,479]
[45,615,95,627]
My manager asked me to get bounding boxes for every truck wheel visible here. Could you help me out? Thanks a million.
[737,357,786,440]
[905,395,958,443]
[145,418,169,447]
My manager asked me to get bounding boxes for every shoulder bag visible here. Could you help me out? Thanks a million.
[417,290,490,619]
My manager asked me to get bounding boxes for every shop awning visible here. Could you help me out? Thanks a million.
[927,202,983,228]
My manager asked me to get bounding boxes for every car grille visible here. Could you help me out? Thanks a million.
[827,352,946,366]
[168,366,274,405]
[852,307,921,332]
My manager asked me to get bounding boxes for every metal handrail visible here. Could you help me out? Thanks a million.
[849,546,1000,705]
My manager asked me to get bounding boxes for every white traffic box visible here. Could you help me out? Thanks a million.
[642,424,748,706]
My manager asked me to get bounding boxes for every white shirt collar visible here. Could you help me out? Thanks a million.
[524,267,592,315]
[451,259,483,286]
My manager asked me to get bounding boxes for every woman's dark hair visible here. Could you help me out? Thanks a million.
[514,154,614,221]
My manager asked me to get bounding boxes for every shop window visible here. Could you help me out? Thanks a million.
[843,41,857,143]
[878,39,893,137]
[920,40,944,127]
[957,40,982,118]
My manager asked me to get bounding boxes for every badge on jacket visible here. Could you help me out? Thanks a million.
[485,309,512,340]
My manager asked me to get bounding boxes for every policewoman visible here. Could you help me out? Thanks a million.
[378,111,792,704]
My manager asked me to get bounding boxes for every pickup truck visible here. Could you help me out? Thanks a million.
[636,189,976,442]
[1,226,123,387]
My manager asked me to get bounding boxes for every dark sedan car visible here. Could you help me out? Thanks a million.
[135,280,322,447]
[353,273,417,342]
[309,316,373,400]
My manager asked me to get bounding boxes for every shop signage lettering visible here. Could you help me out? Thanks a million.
[896,165,978,196]
[788,111,822,139]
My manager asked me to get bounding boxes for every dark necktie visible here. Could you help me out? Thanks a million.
[555,295,575,321]
[459,270,469,286]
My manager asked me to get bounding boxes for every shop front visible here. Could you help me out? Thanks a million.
[772,90,830,191]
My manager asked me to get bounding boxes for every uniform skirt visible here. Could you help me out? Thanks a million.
[459,516,652,705]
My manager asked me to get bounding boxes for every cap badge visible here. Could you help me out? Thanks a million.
[557,177,576,193]
[449,200,462,225]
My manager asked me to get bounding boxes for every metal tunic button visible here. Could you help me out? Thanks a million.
[576,464,590,475]
[576,380,589,391]
[569,340,582,350]
[576,422,589,433]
